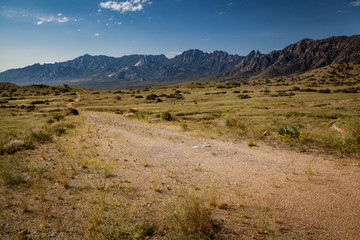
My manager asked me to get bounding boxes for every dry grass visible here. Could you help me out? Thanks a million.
[0,63,359,239]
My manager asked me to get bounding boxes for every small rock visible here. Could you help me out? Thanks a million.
[123,112,134,117]
[192,146,200,149]
[202,144,211,148]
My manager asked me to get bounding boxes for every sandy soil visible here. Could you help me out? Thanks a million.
[82,111,360,239]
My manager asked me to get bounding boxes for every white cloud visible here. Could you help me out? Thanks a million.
[350,0,360,6]
[99,0,151,14]
[95,33,100,36]
[36,15,70,25]
[1,9,75,25]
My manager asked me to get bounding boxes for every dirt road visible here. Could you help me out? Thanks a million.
[83,111,360,239]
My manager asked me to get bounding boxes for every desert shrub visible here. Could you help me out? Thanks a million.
[53,127,67,136]
[63,108,79,116]
[238,94,251,99]
[0,155,26,185]
[319,89,331,93]
[278,126,300,139]
[134,111,145,119]
[342,87,358,93]
[52,113,65,121]
[160,111,172,121]
[52,122,75,136]
[47,119,54,124]
[29,128,53,143]
[170,194,213,239]
[30,100,45,104]
[135,95,143,98]
[180,121,188,130]
[2,139,25,154]
[132,220,154,239]
[146,94,158,100]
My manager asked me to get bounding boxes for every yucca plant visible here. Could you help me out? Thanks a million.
[278,126,300,138]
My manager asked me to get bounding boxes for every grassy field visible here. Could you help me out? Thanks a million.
[73,63,360,159]
[0,63,360,239]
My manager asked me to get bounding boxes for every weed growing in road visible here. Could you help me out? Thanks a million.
[170,193,214,239]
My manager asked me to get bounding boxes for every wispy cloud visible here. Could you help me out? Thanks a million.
[350,0,360,6]
[99,0,152,14]
[1,9,75,25]
[36,14,70,25]
[95,33,100,36]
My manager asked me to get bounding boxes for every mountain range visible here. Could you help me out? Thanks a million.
[0,35,359,89]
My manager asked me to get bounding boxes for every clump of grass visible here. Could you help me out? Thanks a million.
[0,155,26,185]
[29,128,53,144]
[52,122,75,136]
[134,111,145,120]
[225,119,247,131]
[342,119,360,158]
[171,193,214,239]
[180,121,188,130]
[160,111,172,121]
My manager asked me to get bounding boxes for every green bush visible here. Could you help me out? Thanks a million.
[52,113,65,121]
[160,111,172,121]
[278,126,300,138]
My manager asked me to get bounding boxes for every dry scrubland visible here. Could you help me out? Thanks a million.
[0,63,360,239]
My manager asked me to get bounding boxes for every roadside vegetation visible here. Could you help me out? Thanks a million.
[0,63,359,239]
[77,63,360,160]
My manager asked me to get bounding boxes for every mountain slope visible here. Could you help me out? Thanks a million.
[224,35,360,79]
[0,35,359,89]
[0,50,252,88]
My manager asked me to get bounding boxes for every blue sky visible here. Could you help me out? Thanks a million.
[0,0,359,72]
